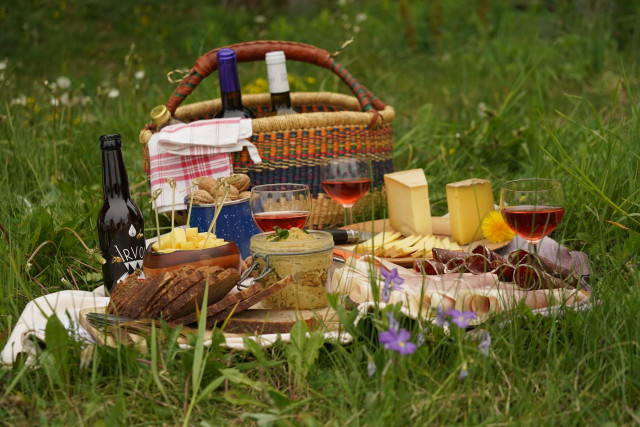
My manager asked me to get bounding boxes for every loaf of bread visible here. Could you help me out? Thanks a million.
[108,265,240,322]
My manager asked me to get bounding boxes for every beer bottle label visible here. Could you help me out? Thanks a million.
[104,223,146,289]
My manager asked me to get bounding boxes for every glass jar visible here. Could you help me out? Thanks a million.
[248,230,334,309]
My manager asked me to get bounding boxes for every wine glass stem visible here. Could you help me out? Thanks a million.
[344,206,354,226]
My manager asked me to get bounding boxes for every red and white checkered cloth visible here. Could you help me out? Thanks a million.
[148,118,261,213]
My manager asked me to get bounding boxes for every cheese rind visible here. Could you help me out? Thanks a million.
[384,169,433,237]
[446,178,495,245]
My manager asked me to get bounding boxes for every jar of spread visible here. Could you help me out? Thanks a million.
[247,229,333,309]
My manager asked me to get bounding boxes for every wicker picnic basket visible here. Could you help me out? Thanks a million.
[140,40,395,229]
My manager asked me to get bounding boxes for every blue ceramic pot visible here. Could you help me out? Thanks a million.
[188,197,261,259]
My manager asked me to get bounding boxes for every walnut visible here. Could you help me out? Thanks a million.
[230,173,251,192]
[197,177,217,194]
[211,185,239,201]
[238,191,251,200]
[189,189,215,204]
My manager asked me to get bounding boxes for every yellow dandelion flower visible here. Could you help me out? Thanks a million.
[482,210,515,243]
[306,76,316,85]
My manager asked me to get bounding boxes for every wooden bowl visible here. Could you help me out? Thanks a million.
[142,241,242,279]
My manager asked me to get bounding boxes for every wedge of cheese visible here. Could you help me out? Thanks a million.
[446,178,495,245]
[384,169,433,237]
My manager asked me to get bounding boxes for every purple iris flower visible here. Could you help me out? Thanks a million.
[381,286,391,303]
[381,268,404,303]
[478,331,491,357]
[446,308,476,329]
[381,268,405,291]
[379,327,417,355]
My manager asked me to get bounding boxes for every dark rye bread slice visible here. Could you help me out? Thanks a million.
[120,273,176,318]
[144,265,209,318]
[223,309,315,335]
[137,269,182,318]
[205,275,295,329]
[169,281,264,326]
[107,274,140,314]
[162,268,240,321]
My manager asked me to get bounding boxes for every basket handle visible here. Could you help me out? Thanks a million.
[165,40,387,119]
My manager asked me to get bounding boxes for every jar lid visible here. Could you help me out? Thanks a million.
[250,230,334,255]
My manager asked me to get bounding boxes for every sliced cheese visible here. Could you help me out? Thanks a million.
[384,169,433,237]
[355,231,402,252]
[384,235,422,257]
[446,178,495,245]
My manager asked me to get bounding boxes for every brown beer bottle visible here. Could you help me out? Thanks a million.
[97,133,146,293]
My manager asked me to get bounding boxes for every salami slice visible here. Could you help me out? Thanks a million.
[414,259,446,275]
[464,254,493,274]
[514,265,569,291]
[432,248,469,264]
[492,263,515,282]
[508,250,578,283]
[445,257,467,273]
[471,245,504,263]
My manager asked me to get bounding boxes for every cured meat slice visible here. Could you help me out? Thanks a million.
[432,248,469,264]
[513,264,570,291]
[508,250,579,283]
[471,245,504,263]
[455,285,589,321]
[413,259,446,275]
[445,258,466,272]
[464,254,493,274]
[492,263,515,282]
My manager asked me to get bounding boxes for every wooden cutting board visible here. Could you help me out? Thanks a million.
[338,216,510,267]
[79,305,341,350]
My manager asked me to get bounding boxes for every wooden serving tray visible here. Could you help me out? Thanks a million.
[79,305,342,350]
[339,216,510,267]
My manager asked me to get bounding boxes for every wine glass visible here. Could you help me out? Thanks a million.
[249,184,311,232]
[500,178,565,252]
[320,157,371,226]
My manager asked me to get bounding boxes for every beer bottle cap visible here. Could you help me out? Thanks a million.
[100,133,122,150]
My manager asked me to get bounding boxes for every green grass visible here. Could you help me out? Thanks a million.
[2,0,640,424]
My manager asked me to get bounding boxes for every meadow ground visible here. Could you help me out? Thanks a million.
[1,1,640,425]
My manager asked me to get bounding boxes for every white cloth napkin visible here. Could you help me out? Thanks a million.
[147,117,262,213]
[1,287,110,365]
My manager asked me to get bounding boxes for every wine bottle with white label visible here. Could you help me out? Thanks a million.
[97,133,146,293]
[266,50,298,116]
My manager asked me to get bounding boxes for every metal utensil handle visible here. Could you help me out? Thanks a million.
[236,253,273,290]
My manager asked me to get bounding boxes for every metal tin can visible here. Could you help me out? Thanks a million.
[188,197,261,259]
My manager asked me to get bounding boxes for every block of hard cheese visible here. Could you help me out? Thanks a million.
[384,169,432,236]
[446,178,495,245]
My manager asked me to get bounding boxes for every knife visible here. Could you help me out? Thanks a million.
[325,229,373,245]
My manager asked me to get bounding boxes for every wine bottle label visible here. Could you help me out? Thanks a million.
[103,223,146,291]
